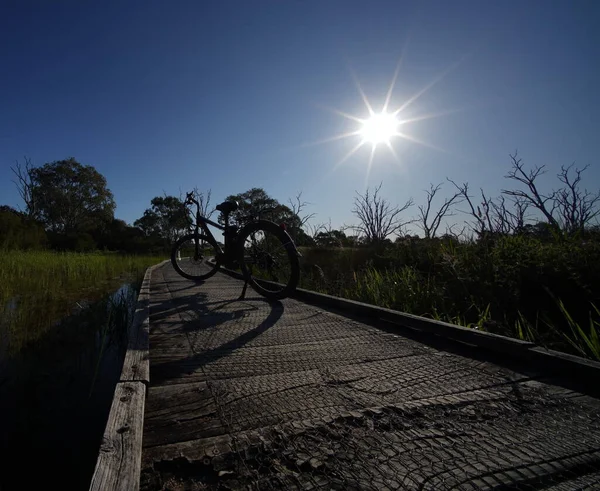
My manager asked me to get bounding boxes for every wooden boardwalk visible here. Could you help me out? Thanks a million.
[141,263,600,490]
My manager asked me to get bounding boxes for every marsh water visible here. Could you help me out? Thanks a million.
[0,282,139,490]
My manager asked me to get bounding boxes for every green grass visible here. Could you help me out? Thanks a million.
[548,299,600,360]
[0,259,152,490]
[299,235,600,361]
[88,284,139,396]
[0,251,165,355]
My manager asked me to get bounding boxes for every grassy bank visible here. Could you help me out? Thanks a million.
[299,235,600,360]
[0,260,152,490]
[0,251,165,355]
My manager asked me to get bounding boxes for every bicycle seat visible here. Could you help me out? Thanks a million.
[216,200,239,214]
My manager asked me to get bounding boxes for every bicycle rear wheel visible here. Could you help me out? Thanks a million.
[171,233,220,281]
[238,220,300,300]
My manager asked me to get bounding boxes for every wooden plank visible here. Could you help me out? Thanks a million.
[143,434,233,469]
[90,382,146,491]
[143,381,224,448]
[142,264,600,490]
[119,262,160,384]
[90,260,168,491]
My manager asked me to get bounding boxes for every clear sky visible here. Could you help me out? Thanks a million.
[1,0,598,232]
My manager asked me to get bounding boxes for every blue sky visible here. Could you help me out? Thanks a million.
[1,0,598,232]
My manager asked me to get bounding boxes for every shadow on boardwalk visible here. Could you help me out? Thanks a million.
[141,264,600,491]
[149,291,284,386]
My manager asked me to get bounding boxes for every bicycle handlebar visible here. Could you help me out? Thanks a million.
[184,193,201,225]
[185,192,198,205]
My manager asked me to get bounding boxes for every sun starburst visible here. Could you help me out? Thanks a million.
[304,54,467,181]
[359,111,399,145]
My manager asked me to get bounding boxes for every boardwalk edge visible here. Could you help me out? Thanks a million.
[292,287,600,378]
[89,260,169,491]
[215,263,600,381]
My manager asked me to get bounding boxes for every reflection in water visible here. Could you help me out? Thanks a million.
[0,282,139,491]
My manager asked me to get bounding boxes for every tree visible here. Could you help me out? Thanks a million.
[554,164,600,235]
[417,183,463,239]
[314,229,350,248]
[448,178,530,239]
[0,205,47,249]
[498,153,599,236]
[218,187,319,245]
[222,188,302,231]
[448,153,600,239]
[351,183,414,245]
[12,157,116,234]
[134,196,190,242]
[92,218,153,252]
[501,152,560,230]
[285,191,317,245]
[288,192,316,230]
[10,157,38,219]
[222,188,279,226]
[188,188,214,219]
[134,209,161,237]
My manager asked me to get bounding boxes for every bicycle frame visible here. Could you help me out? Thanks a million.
[183,192,301,270]
[185,196,238,263]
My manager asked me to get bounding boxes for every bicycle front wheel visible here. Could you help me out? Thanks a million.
[171,233,220,281]
[238,220,300,300]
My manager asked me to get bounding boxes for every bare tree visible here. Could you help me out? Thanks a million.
[306,220,326,239]
[488,195,530,234]
[288,191,316,228]
[417,183,463,238]
[444,222,469,242]
[10,157,38,219]
[500,153,600,235]
[191,187,214,219]
[447,179,489,238]
[306,219,332,238]
[307,218,344,247]
[448,178,531,238]
[501,152,560,230]
[178,187,214,219]
[351,183,414,244]
[505,195,529,232]
[555,164,600,234]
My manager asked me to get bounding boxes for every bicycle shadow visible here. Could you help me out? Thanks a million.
[150,284,262,321]
[149,292,284,386]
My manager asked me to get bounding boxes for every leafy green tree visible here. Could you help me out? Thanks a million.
[134,196,190,242]
[17,158,116,234]
[314,229,350,248]
[293,228,316,247]
[134,209,161,237]
[222,188,278,226]
[222,188,301,230]
[89,218,160,253]
[0,205,47,249]
[219,187,318,245]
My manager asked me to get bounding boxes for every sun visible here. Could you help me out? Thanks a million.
[302,53,465,183]
[360,111,399,145]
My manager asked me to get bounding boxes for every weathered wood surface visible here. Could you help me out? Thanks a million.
[141,263,600,490]
[119,261,160,384]
[90,260,168,491]
[90,382,146,491]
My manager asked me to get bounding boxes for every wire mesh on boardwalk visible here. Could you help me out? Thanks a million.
[141,266,600,491]
[142,377,600,490]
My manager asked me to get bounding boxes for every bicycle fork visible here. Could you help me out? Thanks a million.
[237,258,253,301]
[238,278,249,300]
[238,258,253,300]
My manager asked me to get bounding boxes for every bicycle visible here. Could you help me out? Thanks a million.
[170,191,301,300]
